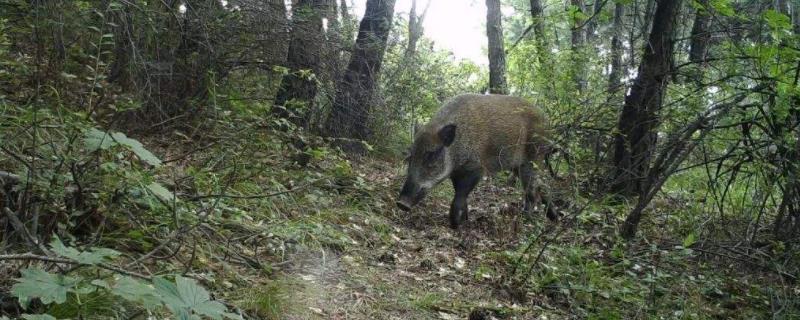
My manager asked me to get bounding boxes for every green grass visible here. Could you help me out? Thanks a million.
[236,281,289,319]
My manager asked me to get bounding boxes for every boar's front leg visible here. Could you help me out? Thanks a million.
[449,170,481,229]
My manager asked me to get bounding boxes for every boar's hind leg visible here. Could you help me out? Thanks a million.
[519,162,558,221]
[449,170,481,229]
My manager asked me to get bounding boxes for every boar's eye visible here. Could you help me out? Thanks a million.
[424,147,443,164]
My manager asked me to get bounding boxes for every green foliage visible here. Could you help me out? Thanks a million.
[50,237,121,265]
[84,128,163,166]
[12,268,80,307]
[11,265,241,319]
[236,281,289,319]
[153,276,240,320]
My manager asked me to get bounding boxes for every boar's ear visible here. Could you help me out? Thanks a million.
[438,124,457,147]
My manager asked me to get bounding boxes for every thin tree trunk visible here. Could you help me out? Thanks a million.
[530,0,545,41]
[339,0,353,32]
[486,0,508,94]
[585,0,603,44]
[688,0,710,65]
[404,0,430,59]
[607,2,624,95]
[324,0,396,144]
[570,0,584,48]
[274,0,327,125]
[611,0,682,197]
[570,0,585,92]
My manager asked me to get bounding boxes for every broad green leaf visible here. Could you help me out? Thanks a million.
[111,276,162,309]
[12,268,80,307]
[153,276,185,312]
[84,128,115,151]
[147,182,176,202]
[110,132,163,166]
[154,276,231,320]
[50,237,120,265]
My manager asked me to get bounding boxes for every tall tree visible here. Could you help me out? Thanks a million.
[570,0,586,92]
[486,0,508,94]
[569,0,585,47]
[530,0,545,42]
[274,0,328,125]
[610,0,682,197]
[324,0,396,144]
[607,1,625,95]
[404,0,431,59]
[585,0,604,44]
[688,0,710,65]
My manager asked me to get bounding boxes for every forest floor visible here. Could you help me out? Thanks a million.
[275,160,550,320]
[222,155,795,320]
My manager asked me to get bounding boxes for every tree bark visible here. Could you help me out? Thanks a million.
[585,0,604,44]
[570,0,585,92]
[570,0,584,47]
[274,0,327,125]
[688,0,710,65]
[404,0,430,59]
[607,1,624,95]
[486,0,508,94]
[530,0,545,41]
[610,0,682,197]
[324,0,396,144]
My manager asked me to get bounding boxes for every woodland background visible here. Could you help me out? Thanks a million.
[0,0,799,318]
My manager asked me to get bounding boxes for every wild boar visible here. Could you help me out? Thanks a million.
[396,94,556,229]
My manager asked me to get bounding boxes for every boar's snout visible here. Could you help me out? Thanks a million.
[397,178,427,211]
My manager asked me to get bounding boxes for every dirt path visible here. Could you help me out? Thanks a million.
[281,161,551,319]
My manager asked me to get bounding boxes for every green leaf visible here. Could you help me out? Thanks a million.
[763,9,791,31]
[111,276,162,309]
[683,232,696,248]
[11,268,81,307]
[110,132,163,166]
[154,276,231,320]
[84,128,116,151]
[147,182,176,202]
[50,237,120,265]
[710,0,735,16]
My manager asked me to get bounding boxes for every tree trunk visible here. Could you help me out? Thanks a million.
[274,0,327,126]
[607,2,624,95]
[530,0,545,41]
[585,0,603,44]
[486,0,508,94]
[324,0,396,144]
[611,0,682,197]
[570,0,584,47]
[793,0,800,34]
[570,0,585,92]
[688,0,710,65]
[404,0,430,59]
[108,3,134,89]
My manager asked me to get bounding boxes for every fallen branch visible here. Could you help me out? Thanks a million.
[187,178,328,201]
[3,207,51,255]
[0,252,152,280]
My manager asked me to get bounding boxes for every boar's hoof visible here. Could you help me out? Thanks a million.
[396,200,412,211]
